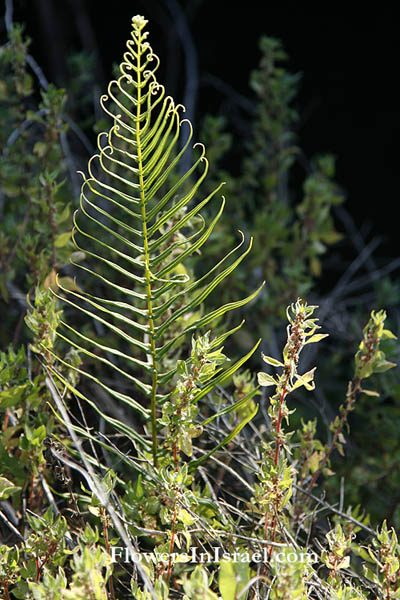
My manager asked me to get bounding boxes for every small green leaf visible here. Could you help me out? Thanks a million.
[56,203,71,225]
[0,384,27,408]
[234,560,250,597]
[57,276,82,292]
[133,474,144,500]
[336,442,345,457]
[309,451,320,474]
[374,360,396,373]
[357,547,374,563]
[360,388,380,397]
[219,560,236,600]
[31,424,47,445]
[337,556,350,569]
[382,329,397,340]
[291,367,316,391]
[177,508,195,526]
[261,353,283,367]
[179,434,193,457]
[54,231,72,248]
[389,557,399,576]
[257,372,277,387]
[0,477,20,500]
[88,505,101,517]
[304,333,329,345]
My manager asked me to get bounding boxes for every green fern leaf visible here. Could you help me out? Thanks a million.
[50,15,263,466]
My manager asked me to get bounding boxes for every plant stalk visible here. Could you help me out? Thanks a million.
[135,25,159,467]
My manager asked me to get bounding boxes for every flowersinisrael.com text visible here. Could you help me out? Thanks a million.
[110,546,318,565]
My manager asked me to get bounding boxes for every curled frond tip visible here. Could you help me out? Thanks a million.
[132,15,148,31]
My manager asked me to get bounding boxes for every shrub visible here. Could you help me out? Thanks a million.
[1,12,399,600]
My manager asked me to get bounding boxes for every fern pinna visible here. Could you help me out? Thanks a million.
[50,15,263,466]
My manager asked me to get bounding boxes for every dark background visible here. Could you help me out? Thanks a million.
[6,1,400,257]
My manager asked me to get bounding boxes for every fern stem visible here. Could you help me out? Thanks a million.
[135,24,159,467]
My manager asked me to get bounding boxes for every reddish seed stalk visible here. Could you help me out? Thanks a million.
[274,387,288,467]
[3,408,9,431]
[330,555,339,579]
[29,472,35,507]
[266,516,279,563]
[35,540,58,582]
[167,505,177,581]
[265,381,289,565]
[173,442,178,470]
[168,443,179,581]
[264,514,269,539]
[168,435,180,579]
[35,556,41,581]
[385,561,391,600]
[166,433,179,582]
[2,581,11,600]
[308,378,360,490]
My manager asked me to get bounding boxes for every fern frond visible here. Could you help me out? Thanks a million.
[51,15,263,466]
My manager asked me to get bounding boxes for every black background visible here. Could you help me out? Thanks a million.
[6,1,400,257]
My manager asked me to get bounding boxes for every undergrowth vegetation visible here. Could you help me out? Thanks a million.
[0,11,399,600]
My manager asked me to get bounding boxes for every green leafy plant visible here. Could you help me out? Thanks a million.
[1,10,399,600]
[308,310,397,490]
[47,15,263,470]
[255,299,327,552]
